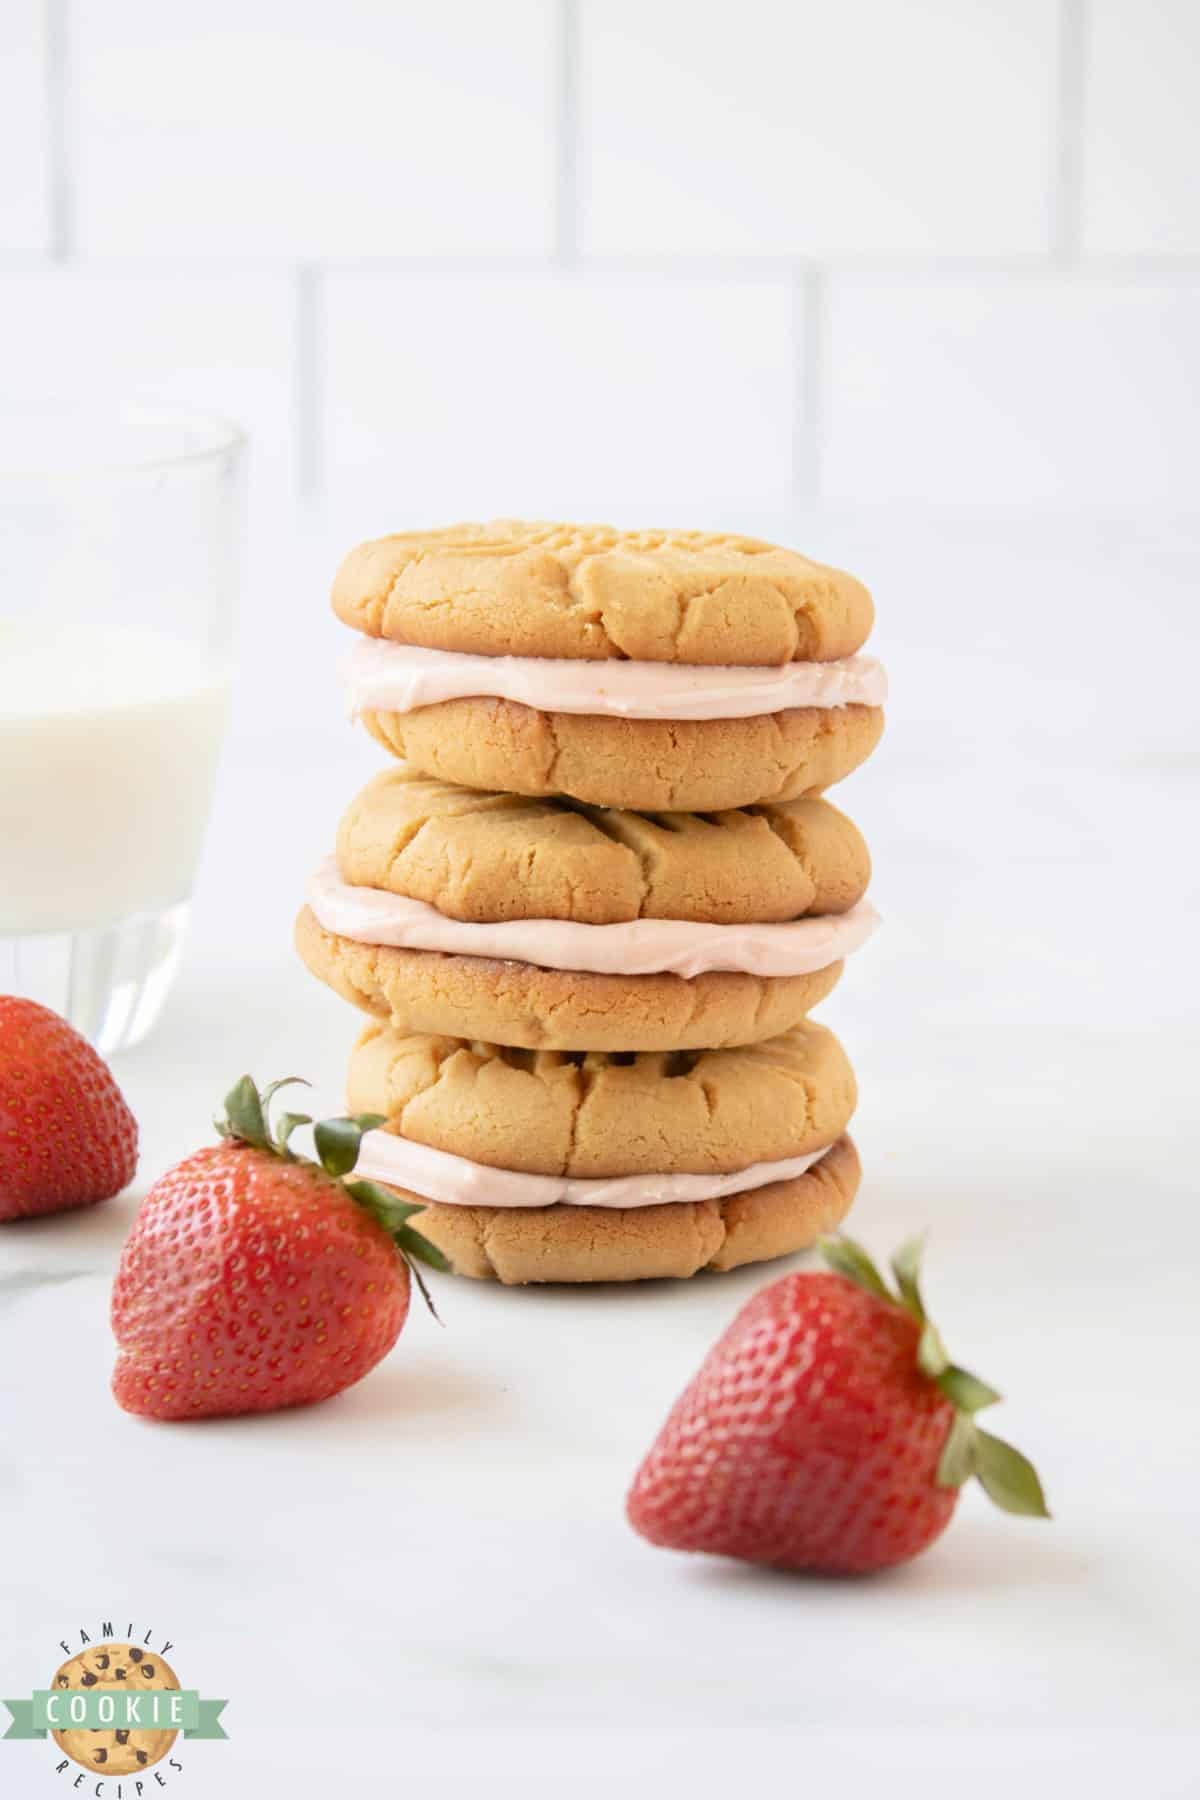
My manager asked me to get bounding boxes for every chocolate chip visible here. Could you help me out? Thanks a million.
[129,1648,144,1663]
[116,1731,129,1745]
[114,1668,126,1680]
[94,1750,107,1764]
[142,1664,155,1678]
[57,1676,68,1688]
[81,1673,97,1688]
[136,1750,148,1765]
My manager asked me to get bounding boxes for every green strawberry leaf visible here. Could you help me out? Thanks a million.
[917,1317,950,1379]
[890,1233,928,1322]
[218,1075,270,1150]
[973,1429,1052,1517]
[825,1232,1050,1525]
[344,1178,451,1297]
[260,1076,310,1114]
[274,1111,313,1157]
[392,1219,451,1275]
[937,1364,1003,1413]
[817,1234,892,1303]
[936,1411,978,1488]
[345,1178,428,1229]
[313,1113,386,1179]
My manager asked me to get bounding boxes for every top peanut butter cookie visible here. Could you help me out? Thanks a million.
[332,520,873,666]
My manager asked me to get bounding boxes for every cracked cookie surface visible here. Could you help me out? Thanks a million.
[295,905,843,1050]
[333,520,873,666]
[345,1019,856,1176]
[376,1136,861,1284]
[336,764,870,925]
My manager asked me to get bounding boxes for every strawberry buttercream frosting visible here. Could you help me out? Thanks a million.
[341,637,887,722]
[355,1130,837,1210]
[306,859,879,980]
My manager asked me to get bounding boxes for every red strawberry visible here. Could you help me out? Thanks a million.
[0,996,138,1221]
[627,1236,1048,1575]
[111,1075,447,1421]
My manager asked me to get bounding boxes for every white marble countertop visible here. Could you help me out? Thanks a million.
[2,511,1197,1798]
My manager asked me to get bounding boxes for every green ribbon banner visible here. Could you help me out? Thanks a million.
[3,1691,228,1740]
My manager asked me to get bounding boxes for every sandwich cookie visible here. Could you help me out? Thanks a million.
[295,774,878,1051]
[345,1021,859,1283]
[334,521,886,811]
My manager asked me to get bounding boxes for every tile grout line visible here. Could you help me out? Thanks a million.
[1052,0,1088,263]
[792,267,826,508]
[8,248,1200,281]
[293,264,322,503]
[555,0,579,267]
[46,0,73,259]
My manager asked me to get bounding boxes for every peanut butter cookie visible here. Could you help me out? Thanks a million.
[346,1020,856,1176]
[333,520,873,665]
[336,765,870,925]
[360,697,883,813]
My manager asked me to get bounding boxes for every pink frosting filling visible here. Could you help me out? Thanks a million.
[341,637,887,722]
[355,1130,837,1210]
[307,859,879,979]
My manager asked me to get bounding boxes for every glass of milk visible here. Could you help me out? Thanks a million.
[0,409,243,1052]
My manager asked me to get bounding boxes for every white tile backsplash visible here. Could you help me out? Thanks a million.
[0,1,51,252]
[1082,0,1200,257]
[323,272,796,513]
[821,275,1200,505]
[0,3,1197,510]
[74,0,557,258]
[0,269,296,494]
[580,0,1058,258]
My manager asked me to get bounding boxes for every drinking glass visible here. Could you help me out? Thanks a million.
[0,408,244,1052]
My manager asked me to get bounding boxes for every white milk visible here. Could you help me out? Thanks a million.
[0,620,231,934]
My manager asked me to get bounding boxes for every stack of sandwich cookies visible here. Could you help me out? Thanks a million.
[297,521,886,1283]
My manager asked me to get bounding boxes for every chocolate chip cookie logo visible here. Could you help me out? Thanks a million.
[3,1624,227,1788]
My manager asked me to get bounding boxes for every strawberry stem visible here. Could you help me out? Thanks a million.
[817,1233,1050,1520]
